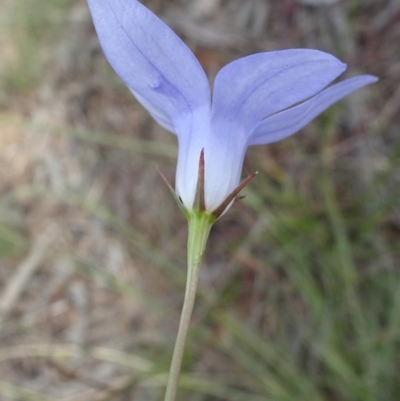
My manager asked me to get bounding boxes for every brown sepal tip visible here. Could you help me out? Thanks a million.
[211,171,258,219]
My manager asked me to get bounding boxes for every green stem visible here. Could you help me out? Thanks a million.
[164,211,215,401]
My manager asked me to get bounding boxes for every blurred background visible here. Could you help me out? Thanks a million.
[0,0,399,400]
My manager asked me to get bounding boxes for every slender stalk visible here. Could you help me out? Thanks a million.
[164,211,214,401]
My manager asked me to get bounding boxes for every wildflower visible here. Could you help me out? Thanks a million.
[87,1,377,400]
[87,0,376,218]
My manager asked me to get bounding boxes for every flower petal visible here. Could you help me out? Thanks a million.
[175,111,247,212]
[211,49,346,136]
[87,0,210,132]
[131,89,175,133]
[249,75,378,145]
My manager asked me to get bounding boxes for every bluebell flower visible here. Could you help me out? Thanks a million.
[87,0,377,218]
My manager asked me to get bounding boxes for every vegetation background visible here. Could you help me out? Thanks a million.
[0,0,399,400]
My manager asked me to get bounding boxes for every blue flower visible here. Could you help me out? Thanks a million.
[87,0,377,217]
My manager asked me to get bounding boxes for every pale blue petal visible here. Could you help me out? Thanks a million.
[211,49,346,136]
[175,111,248,211]
[87,0,210,131]
[131,90,175,133]
[249,75,378,145]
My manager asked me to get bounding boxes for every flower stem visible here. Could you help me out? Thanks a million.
[164,211,215,401]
